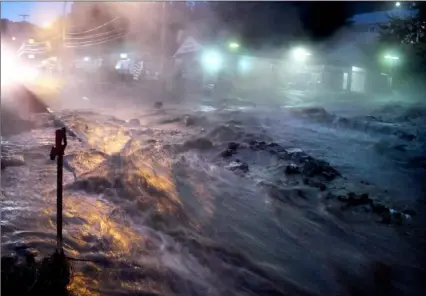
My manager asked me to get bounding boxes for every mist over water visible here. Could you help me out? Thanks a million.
[1,2,426,295]
[2,81,425,295]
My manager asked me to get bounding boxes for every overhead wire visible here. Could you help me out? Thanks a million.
[64,33,126,48]
[64,28,125,40]
[66,17,120,35]
[63,16,126,48]
[17,16,125,53]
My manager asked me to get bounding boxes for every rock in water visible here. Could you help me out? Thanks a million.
[226,160,249,173]
[1,155,26,169]
[183,138,213,150]
[221,149,234,158]
[228,141,240,151]
[128,118,140,125]
[183,115,196,126]
[249,140,267,150]
[221,141,241,158]
[285,164,300,175]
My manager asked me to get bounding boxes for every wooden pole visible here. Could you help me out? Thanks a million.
[60,2,67,76]
[160,1,167,75]
[159,1,167,97]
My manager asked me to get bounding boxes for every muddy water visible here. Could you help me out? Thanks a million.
[1,101,425,296]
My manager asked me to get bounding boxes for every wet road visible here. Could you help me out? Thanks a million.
[2,82,425,296]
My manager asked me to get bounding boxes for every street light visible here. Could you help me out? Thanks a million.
[120,53,128,59]
[384,54,399,60]
[291,47,311,62]
[84,56,90,62]
[11,37,16,41]
[229,42,240,50]
[201,50,223,73]
[384,54,399,89]
[395,2,401,7]
[28,38,35,44]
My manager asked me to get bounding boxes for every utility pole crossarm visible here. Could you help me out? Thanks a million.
[19,14,29,22]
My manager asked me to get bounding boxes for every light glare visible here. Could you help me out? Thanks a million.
[384,55,399,60]
[292,47,311,62]
[201,50,223,73]
[229,42,240,49]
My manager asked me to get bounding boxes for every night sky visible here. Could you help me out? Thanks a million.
[0,1,394,26]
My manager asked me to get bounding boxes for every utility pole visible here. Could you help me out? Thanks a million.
[160,1,167,72]
[160,1,167,94]
[60,1,67,76]
[19,14,29,22]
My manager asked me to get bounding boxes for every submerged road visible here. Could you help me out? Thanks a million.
[1,80,425,296]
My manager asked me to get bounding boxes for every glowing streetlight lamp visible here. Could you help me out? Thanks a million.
[84,56,90,62]
[229,42,240,50]
[395,2,401,7]
[28,38,35,44]
[291,47,311,62]
[11,36,16,41]
[384,54,400,88]
[201,50,223,73]
[120,53,128,59]
[384,54,399,60]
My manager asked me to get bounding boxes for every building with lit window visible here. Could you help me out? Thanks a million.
[319,5,419,93]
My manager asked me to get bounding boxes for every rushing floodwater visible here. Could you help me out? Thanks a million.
[1,91,425,296]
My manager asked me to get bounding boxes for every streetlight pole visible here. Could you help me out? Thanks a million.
[384,54,399,89]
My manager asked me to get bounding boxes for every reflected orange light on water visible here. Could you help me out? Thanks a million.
[68,151,106,176]
[68,272,100,296]
[86,126,131,155]
[64,194,144,254]
[41,192,149,295]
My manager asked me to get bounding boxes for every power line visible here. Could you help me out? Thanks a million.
[64,28,125,40]
[64,33,125,48]
[66,17,119,35]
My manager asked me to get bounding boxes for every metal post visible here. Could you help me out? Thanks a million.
[50,127,67,253]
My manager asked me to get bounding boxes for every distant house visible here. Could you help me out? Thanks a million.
[324,7,418,66]
[316,7,419,93]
